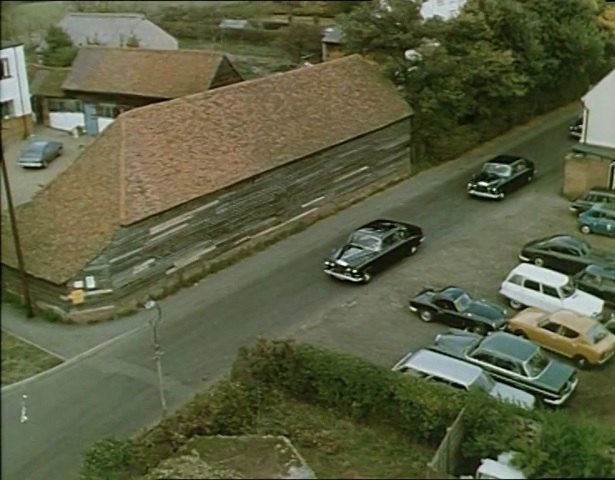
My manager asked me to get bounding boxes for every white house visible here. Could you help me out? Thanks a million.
[420,0,466,20]
[581,68,615,148]
[563,68,615,198]
[1,41,33,143]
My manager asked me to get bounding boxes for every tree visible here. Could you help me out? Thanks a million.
[125,33,140,48]
[274,23,322,64]
[41,26,78,67]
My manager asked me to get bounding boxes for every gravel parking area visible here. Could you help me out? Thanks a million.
[292,179,615,423]
[1,126,94,209]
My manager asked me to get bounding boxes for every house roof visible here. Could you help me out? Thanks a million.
[29,66,71,97]
[1,54,412,284]
[62,47,231,98]
[50,12,177,50]
[582,68,615,105]
[1,40,23,50]
[572,143,615,161]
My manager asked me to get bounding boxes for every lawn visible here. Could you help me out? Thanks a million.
[1,330,63,386]
[2,1,69,44]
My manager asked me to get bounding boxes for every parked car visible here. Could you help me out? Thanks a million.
[408,286,508,334]
[507,308,615,368]
[428,330,579,405]
[574,264,615,306]
[569,187,615,214]
[577,203,615,237]
[568,115,583,139]
[518,234,615,274]
[392,349,536,409]
[499,263,605,318]
[17,140,63,168]
[466,154,535,200]
[323,219,424,283]
[474,452,526,480]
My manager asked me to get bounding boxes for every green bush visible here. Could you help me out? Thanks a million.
[80,438,137,480]
[232,338,464,444]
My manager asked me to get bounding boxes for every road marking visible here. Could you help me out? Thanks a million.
[1,328,67,361]
[1,325,144,394]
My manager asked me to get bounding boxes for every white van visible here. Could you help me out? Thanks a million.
[392,349,535,409]
[499,263,604,318]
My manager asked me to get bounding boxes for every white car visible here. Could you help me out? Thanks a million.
[392,349,536,410]
[499,263,604,318]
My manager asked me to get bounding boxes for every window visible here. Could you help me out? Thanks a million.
[472,351,496,365]
[96,104,124,118]
[1,100,14,118]
[543,285,560,298]
[541,321,561,334]
[0,58,10,79]
[48,98,83,113]
[435,299,452,310]
[523,279,540,291]
[560,326,579,339]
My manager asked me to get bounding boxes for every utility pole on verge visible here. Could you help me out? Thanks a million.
[1,140,34,317]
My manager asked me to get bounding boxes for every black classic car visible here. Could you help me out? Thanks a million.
[427,330,579,405]
[408,286,508,334]
[467,154,535,200]
[519,234,615,275]
[323,219,424,283]
[574,264,615,307]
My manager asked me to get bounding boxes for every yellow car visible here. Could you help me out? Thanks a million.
[507,308,615,368]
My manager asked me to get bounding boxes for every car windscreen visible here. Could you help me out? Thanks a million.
[454,293,472,312]
[482,163,511,177]
[473,372,496,393]
[348,231,381,251]
[22,143,45,156]
[560,280,576,298]
[526,350,549,377]
[586,323,609,344]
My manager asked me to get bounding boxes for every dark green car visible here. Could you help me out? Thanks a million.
[427,330,578,406]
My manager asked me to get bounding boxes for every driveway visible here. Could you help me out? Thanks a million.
[1,126,95,209]
[3,102,614,480]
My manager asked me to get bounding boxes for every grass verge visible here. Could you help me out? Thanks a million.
[1,330,62,386]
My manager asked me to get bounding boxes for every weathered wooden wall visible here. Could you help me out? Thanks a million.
[7,117,411,320]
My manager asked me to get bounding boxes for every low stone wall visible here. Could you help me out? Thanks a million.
[1,115,33,145]
[563,153,611,200]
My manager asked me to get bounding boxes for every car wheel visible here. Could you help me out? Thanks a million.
[362,272,372,284]
[509,299,524,310]
[580,225,591,235]
[533,256,544,267]
[573,355,589,369]
[470,324,487,336]
[419,309,433,322]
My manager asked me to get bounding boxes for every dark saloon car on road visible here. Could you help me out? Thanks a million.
[568,115,583,139]
[408,286,508,334]
[17,140,63,168]
[467,154,535,200]
[574,264,615,307]
[519,234,615,275]
[427,330,579,406]
[323,219,424,283]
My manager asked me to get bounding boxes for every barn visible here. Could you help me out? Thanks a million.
[1,54,413,322]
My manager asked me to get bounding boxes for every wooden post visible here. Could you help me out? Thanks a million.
[0,141,34,317]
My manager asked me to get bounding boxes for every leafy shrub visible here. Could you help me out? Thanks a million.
[80,438,137,480]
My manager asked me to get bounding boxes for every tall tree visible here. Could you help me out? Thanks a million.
[41,26,78,67]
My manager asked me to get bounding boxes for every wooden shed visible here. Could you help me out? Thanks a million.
[1,54,413,322]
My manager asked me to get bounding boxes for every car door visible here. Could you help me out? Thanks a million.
[378,233,400,269]
[509,160,526,191]
[533,320,569,356]
[522,279,554,311]
[432,298,457,326]
[599,211,615,236]
[546,246,582,274]
[540,285,565,312]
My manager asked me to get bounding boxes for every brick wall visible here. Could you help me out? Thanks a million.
[1,115,34,145]
[563,153,611,200]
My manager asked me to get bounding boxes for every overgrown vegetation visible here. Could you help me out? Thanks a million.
[337,0,615,167]
[80,339,615,479]
[1,330,63,386]
[40,25,77,67]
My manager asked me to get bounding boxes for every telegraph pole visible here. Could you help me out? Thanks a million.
[1,140,34,317]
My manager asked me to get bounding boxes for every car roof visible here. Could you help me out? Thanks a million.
[583,264,615,279]
[547,310,595,334]
[357,219,402,236]
[486,154,523,165]
[508,263,569,286]
[480,332,538,362]
[586,203,615,213]
[401,349,483,386]
[438,287,466,301]
[532,234,585,249]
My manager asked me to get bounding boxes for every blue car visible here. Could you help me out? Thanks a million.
[578,204,615,238]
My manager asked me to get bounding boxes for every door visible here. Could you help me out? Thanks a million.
[533,320,569,356]
[83,103,99,136]
[609,162,615,190]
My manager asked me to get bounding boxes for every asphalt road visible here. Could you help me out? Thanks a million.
[1,104,587,480]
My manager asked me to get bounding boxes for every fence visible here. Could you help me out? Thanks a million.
[425,406,467,479]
